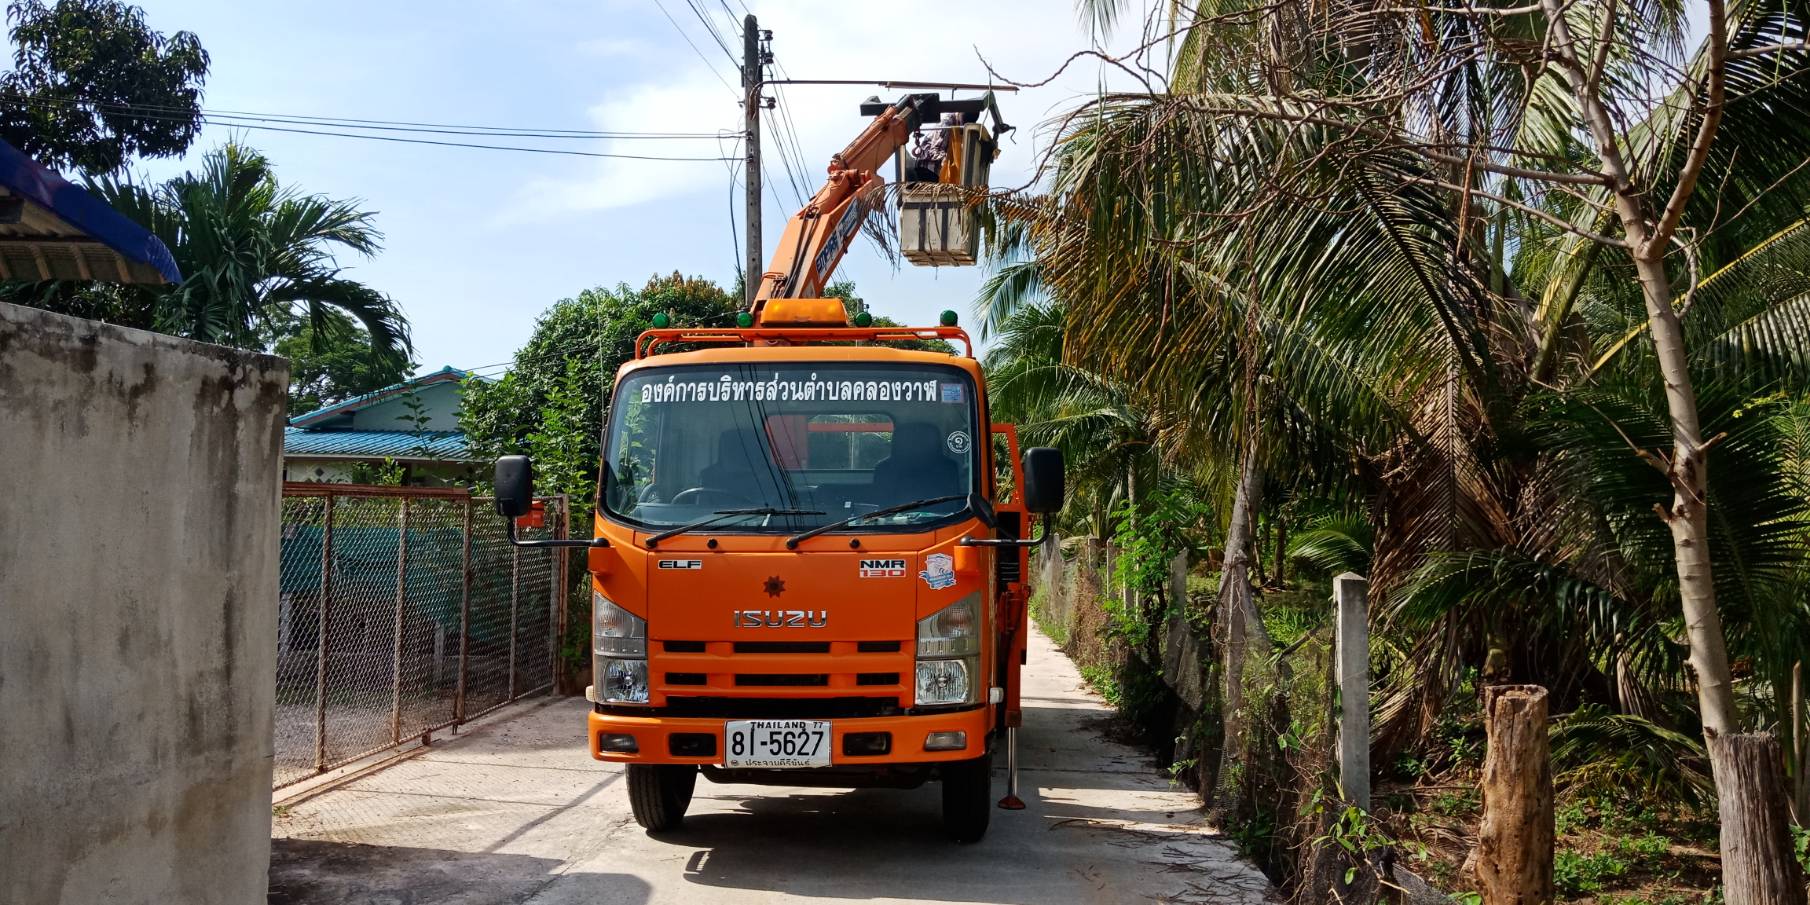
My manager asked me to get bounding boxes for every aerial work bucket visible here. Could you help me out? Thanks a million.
[899,122,995,267]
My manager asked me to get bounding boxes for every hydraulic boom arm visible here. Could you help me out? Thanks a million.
[749,92,1000,323]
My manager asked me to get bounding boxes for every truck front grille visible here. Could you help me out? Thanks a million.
[650,638,911,704]
[655,696,905,719]
[735,673,830,687]
[732,641,830,654]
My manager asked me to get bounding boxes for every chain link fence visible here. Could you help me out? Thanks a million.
[274,484,568,789]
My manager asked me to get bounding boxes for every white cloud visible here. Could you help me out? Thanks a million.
[505,0,1140,222]
[575,36,652,59]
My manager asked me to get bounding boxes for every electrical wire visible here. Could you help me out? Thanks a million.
[716,130,746,285]
[190,121,736,161]
[714,0,743,30]
[2,93,736,161]
[763,101,809,208]
[0,88,722,139]
[770,86,815,203]
[650,0,739,99]
[680,0,738,66]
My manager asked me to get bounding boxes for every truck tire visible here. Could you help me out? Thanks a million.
[940,752,993,843]
[627,764,697,832]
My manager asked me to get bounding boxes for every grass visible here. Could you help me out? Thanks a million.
[1029,586,1069,646]
[1079,663,1123,707]
[1374,712,1723,905]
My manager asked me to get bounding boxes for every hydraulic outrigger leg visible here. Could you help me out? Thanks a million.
[998,726,1025,809]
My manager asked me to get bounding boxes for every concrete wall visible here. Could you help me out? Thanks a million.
[0,303,286,905]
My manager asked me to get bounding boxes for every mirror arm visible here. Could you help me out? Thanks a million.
[506,520,609,549]
[958,515,1051,548]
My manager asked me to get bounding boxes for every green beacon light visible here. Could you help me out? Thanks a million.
[939,309,959,327]
[736,311,755,328]
[853,310,873,328]
[651,311,671,329]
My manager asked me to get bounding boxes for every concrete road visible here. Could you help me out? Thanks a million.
[270,629,1275,904]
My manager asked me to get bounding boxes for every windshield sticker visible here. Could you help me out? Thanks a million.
[920,552,958,590]
[639,373,940,405]
[939,382,965,403]
[859,558,907,578]
[945,430,970,455]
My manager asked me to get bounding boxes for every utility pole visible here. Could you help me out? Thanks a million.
[742,14,762,306]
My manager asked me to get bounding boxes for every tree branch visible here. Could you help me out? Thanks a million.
[1648,0,1729,253]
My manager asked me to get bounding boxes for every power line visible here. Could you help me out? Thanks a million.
[770,86,814,202]
[763,102,807,207]
[196,112,722,142]
[764,56,817,209]
[680,0,737,66]
[0,88,724,139]
[650,0,739,98]
[21,98,737,160]
[193,120,736,161]
[719,132,745,285]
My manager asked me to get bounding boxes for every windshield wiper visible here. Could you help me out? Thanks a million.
[647,507,824,548]
[785,494,968,549]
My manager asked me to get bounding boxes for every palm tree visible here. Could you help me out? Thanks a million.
[3,141,410,358]
[989,0,1810,887]
[983,301,1156,538]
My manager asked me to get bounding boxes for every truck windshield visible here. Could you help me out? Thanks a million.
[601,363,981,531]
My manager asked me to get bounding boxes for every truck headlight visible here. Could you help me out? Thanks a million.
[915,657,975,706]
[593,591,645,658]
[917,592,981,657]
[597,657,650,704]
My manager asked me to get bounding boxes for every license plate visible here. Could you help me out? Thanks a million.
[724,720,831,768]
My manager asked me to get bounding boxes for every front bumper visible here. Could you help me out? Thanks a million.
[586,700,991,766]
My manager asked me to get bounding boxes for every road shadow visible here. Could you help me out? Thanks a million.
[672,784,1244,904]
[268,838,651,905]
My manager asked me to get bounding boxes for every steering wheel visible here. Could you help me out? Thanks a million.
[670,487,755,508]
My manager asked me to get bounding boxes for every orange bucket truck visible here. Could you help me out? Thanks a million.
[491,91,1062,843]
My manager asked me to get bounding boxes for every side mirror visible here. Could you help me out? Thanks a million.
[1021,447,1065,515]
[494,455,534,519]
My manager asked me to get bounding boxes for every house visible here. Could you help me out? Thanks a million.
[283,366,482,485]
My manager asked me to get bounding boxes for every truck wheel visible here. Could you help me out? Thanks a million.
[940,752,993,843]
[627,764,697,832]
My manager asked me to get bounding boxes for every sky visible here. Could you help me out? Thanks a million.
[134,0,1144,376]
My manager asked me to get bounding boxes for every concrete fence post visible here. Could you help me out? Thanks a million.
[1333,572,1370,811]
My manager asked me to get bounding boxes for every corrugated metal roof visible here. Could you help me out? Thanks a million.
[283,428,475,461]
[289,366,470,428]
[0,137,180,283]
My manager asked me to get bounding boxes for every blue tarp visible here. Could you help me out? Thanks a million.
[0,137,180,283]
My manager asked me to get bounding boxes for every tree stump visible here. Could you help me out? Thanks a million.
[1477,685,1553,905]
[1707,732,1806,905]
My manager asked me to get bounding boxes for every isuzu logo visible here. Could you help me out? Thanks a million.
[733,609,828,629]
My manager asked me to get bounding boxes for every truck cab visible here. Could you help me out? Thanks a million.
[493,315,1061,842]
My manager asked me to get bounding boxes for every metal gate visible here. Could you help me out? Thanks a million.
[273,484,568,789]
